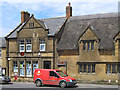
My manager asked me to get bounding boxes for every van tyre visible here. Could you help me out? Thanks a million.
[36,80,42,87]
[60,81,66,88]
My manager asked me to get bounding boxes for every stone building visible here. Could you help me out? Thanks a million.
[4,3,120,82]
[0,37,7,76]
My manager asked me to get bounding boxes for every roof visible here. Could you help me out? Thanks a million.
[57,13,119,50]
[7,17,67,39]
[0,37,6,48]
[39,17,67,35]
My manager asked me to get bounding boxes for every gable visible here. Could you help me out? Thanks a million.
[17,16,48,38]
[114,31,120,40]
[79,27,98,42]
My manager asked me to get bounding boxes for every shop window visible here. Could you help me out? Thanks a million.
[0,66,1,75]
[19,61,25,76]
[0,49,1,58]
[13,61,18,72]
[107,64,111,74]
[26,40,32,52]
[33,61,38,75]
[40,39,45,51]
[19,40,25,52]
[79,63,95,74]
[2,68,6,75]
[26,61,31,77]
[29,23,34,28]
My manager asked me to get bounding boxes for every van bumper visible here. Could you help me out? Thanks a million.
[66,80,77,87]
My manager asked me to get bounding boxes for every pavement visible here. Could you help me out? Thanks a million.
[0,82,119,89]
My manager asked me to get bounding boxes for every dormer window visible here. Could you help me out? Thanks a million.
[29,23,34,28]
[83,40,95,51]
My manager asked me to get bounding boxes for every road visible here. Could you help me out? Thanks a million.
[0,82,119,89]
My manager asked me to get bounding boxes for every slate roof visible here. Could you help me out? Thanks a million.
[39,17,67,35]
[0,37,6,48]
[57,13,119,50]
[7,17,67,38]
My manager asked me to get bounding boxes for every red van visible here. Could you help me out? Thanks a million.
[33,69,77,88]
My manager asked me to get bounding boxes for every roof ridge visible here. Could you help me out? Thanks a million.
[38,17,66,20]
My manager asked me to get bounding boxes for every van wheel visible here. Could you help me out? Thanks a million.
[60,81,66,88]
[36,80,42,87]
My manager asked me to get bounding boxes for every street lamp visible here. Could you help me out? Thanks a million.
[38,51,42,69]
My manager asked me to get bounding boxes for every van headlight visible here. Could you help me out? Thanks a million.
[69,79,72,82]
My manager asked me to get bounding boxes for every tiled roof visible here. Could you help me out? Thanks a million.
[57,13,119,50]
[0,37,6,48]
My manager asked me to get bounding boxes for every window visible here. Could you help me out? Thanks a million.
[0,49,1,58]
[13,61,18,72]
[40,39,45,51]
[79,63,96,74]
[83,42,86,50]
[117,64,120,73]
[29,23,34,28]
[82,40,95,51]
[87,42,90,50]
[91,41,94,50]
[19,40,25,52]
[119,40,120,49]
[84,64,87,72]
[50,71,58,77]
[26,61,31,77]
[19,61,25,76]
[26,40,32,52]
[107,64,120,74]
[88,65,91,73]
[33,61,38,75]
[112,64,116,73]
[107,64,111,74]
[92,64,95,73]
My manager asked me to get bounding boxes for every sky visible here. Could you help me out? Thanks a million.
[0,0,119,37]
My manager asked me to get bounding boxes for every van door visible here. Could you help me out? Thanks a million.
[47,71,60,85]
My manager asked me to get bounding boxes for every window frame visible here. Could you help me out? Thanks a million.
[29,23,34,28]
[19,61,25,76]
[13,61,18,73]
[19,40,25,52]
[40,39,45,51]
[26,40,32,52]
[26,61,32,77]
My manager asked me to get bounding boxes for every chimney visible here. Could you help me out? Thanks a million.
[66,2,72,18]
[21,11,30,22]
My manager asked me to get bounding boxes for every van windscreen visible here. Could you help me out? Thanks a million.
[56,71,67,77]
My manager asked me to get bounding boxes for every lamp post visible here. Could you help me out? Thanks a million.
[38,51,42,69]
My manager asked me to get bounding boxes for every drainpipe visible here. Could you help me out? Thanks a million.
[6,39,9,76]
[53,36,55,69]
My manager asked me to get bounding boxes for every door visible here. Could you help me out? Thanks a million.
[47,71,60,85]
[44,61,51,69]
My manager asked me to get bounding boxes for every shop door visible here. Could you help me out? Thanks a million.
[44,61,51,69]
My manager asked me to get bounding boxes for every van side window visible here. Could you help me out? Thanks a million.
[50,71,58,77]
